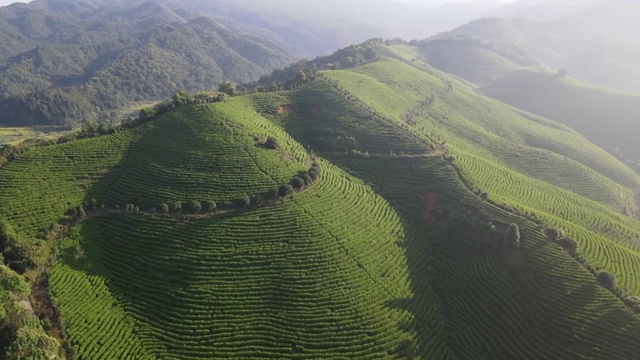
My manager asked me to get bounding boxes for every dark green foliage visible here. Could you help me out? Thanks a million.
[0,14,292,126]
[264,137,279,150]
[266,187,279,199]
[78,205,86,218]
[308,169,319,182]
[557,237,579,254]
[202,201,217,214]
[234,196,251,208]
[185,201,202,214]
[159,203,169,214]
[597,271,617,291]
[480,192,489,201]
[218,82,238,96]
[171,201,183,213]
[252,38,383,90]
[290,177,305,189]
[504,223,521,249]
[279,184,294,197]
[624,296,640,312]
[545,228,564,241]
[301,174,313,186]
[250,195,263,206]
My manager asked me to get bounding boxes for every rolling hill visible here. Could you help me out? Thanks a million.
[418,40,523,85]
[429,7,640,94]
[1,42,640,359]
[481,68,640,173]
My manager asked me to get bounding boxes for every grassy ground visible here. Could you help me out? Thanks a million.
[0,127,70,145]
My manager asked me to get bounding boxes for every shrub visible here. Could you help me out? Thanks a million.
[159,203,169,214]
[279,184,294,197]
[185,201,202,214]
[624,296,640,311]
[171,201,183,213]
[218,81,237,96]
[78,205,86,218]
[266,187,279,199]
[308,169,319,181]
[202,201,217,214]
[596,271,617,290]
[301,174,313,185]
[545,228,564,241]
[235,196,251,208]
[557,237,578,254]
[291,177,305,189]
[503,224,521,249]
[264,137,279,150]
[480,192,489,201]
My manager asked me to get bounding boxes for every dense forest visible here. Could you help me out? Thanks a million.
[0,1,295,126]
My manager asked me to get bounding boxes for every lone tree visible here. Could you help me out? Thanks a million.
[308,169,319,182]
[557,69,569,78]
[185,200,202,214]
[159,203,170,214]
[596,271,617,291]
[545,228,564,241]
[235,196,251,208]
[266,187,279,199]
[279,184,294,197]
[171,201,183,213]
[264,137,279,150]
[557,237,579,255]
[291,177,305,190]
[202,201,217,214]
[504,223,521,249]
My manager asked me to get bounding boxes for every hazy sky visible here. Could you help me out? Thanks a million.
[0,0,519,6]
[0,0,25,5]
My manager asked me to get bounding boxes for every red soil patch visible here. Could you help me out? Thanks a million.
[279,104,294,114]
[422,191,440,226]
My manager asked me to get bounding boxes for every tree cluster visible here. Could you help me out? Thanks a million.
[247,38,383,92]
[0,18,292,127]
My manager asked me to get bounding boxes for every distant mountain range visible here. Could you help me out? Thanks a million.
[429,1,640,94]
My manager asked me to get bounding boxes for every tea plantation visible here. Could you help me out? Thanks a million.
[2,48,640,359]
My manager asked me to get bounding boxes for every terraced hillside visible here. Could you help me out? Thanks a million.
[308,57,640,298]
[2,46,640,359]
[482,69,640,171]
[419,41,521,85]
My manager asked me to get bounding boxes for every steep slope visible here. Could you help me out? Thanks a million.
[419,40,521,85]
[482,69,640,172]
[0,99,446,358]
[249,64,640,357]
[3,45,640,359]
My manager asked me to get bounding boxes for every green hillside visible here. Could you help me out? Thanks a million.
[482,68,640,172]
[419,41,521,84]
[2,45,640,359]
